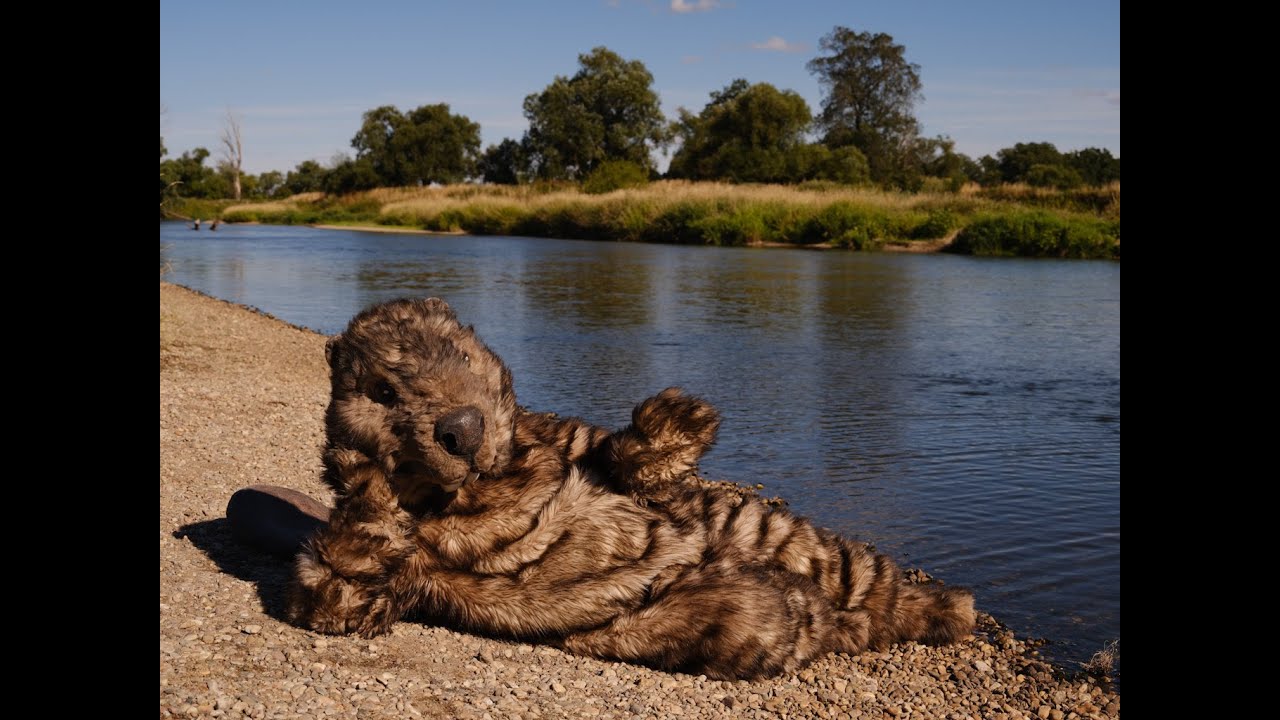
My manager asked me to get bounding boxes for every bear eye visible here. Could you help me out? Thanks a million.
[463,353,470,365]
[371,379,397,406]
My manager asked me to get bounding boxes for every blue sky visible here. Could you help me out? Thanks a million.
[159,1,1119,175]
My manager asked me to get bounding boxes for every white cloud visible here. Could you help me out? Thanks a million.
[671,0,720,13]
[751,36,806,53]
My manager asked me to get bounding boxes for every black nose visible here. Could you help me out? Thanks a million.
[434,406,484,458]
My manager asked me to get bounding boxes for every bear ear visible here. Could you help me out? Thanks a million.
[421,297,457,319]
[325,334,344,369]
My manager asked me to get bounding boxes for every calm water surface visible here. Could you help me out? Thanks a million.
[161,222,1120,667]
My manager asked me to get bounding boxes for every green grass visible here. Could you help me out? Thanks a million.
[948,211,1120,259]
[163,197,241,221]
[212,181,1120,259]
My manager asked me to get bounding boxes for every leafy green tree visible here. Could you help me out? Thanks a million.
[1025,163,1084,189]
[350,104,481,186]
[159,147,229,198]
[807,27,924,187]
[351,105,405,182]
[996,142,1063,183]
[812,145,871,185]
[668,80,814,183]
[1065,147,1120,185]
[523,47,666,180]
[394,104,481,185]
[254,170,285,198]
[479,138,528,185]
[284,160,328,195]
[974,155,1003,185]
[324,155,381,194]
[913,136,975,190]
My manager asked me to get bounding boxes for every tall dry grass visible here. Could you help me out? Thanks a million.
[215,181,1120,258]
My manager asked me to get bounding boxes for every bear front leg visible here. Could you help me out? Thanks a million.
[289,453,414,638]
[608,387,721,504]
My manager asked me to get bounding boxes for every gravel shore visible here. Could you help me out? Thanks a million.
[159,281,1119,720]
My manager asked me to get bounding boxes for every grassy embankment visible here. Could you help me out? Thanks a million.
[179,181,1121,259]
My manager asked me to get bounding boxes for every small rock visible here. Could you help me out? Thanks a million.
[973,660,992,673]
[551,683,566,694]
[722,696,736,710]
[241,625,262,635]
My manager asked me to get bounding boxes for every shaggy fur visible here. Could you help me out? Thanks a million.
[289,298,975,679]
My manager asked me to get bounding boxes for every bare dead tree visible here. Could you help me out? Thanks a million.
[220,109,244,200]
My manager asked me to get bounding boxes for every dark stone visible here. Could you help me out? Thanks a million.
[226,485,330,558]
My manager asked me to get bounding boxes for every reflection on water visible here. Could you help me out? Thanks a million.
[160,222,1120,666]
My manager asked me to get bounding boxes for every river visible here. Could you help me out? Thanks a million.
[160,221,1120,668]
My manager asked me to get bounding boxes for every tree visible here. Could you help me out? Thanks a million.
[350,104,480,186]
[479,139,528,185]
[254,170,285,198]
[807,27,924,187]
[220,109,245,200]
[324,154,381,194]
[974,155,1003,186]
[913,136,975,190]
[668,80,814,183]
[523,47,666,180]
[1025,163,1083,190]
[159,147,229,198]
[284,160,327,195]
[351,105,405,182]
[394,104,481,185]
[995,142,1062,184]
[809,145,871,185]
[1065,147,1120,185]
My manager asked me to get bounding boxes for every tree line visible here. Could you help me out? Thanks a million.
[160,27,1119,203]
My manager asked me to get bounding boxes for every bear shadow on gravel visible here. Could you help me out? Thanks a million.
[175,518,297,620]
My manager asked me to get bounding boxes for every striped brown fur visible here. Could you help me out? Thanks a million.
[289,298,975,679]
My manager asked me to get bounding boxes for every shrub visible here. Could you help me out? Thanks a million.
[950,212,1118,259]
[1025,164,1084,190]
[581,161,650,194]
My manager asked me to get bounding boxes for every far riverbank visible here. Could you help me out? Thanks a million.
[167,180,1120,259]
